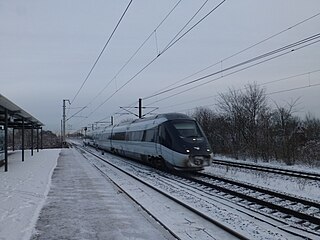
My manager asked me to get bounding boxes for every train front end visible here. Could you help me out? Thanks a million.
[162,117,213,171]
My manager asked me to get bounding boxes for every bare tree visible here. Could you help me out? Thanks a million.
[191,86,318,166]
[216,83,269,160]
[271,99,301,165]
[297,114,320,166]
[192,107,229,154]
[216,88,244,159]
[242,83,269,160]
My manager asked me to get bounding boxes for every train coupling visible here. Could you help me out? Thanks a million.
[189,155,211,167]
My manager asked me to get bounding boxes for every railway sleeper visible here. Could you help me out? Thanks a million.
[314,225,320,231]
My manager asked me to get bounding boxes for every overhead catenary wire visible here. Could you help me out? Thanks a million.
[85,0,227,120]
[159,68,320,111]
[161,0,226,54]
[96,10,320,126]
[72,4,320,131]
[77,0,225,128]
[76,32,320,130]
[79,0,183,111]
[145,11,320,99]
[68,0,182,129]
[160,0,211,53]
[174,82,320,115]
[144,33,320,105]
[96,79,320,125]
[108,0,216,117]
[81,30,320,129]
[150,39,320,106]
[70,0,133,105]
[69,0,184,124]
[267,83,320,96]
[67,106,87,121]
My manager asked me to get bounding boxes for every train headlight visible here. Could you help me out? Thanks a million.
[186,149,190,153]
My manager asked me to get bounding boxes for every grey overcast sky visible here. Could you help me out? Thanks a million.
[1,0,320,133]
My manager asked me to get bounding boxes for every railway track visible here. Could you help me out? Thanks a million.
[212,159,320,181]
[75,144,248,240]
[74,143,320,239]
[176,172,320,236]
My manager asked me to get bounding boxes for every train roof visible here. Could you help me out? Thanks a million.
[156,113,193,120]
[84,113,195,135]
[116,113,193,126]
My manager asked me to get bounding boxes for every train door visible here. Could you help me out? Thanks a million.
[157,123,174,166]
[155,125,162,156]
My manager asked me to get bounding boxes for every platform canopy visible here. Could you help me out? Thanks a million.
[0,93,43,129]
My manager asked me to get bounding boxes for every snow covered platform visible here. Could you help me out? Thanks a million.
[0,147,172,240]
[0,149,59,240]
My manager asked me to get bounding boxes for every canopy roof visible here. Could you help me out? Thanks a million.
[0,94,43,129]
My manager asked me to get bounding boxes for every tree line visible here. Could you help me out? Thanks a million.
[191,83,320,166]
[7,129,61,149]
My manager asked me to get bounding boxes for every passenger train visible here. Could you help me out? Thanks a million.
[84,113,212,171]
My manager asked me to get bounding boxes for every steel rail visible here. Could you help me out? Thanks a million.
[212,159,320,181]
[76,145,181,240]
[178,172,320,228]
[76,144,249,240]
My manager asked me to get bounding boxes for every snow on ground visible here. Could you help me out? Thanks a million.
[0,146,319,240]
[31,148,173,240]
[214,154,320,174]
[206,155,320,202]
[0,149,60,240]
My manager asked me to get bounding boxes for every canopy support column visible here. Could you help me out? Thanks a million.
[37,128,39,152]
[4,108,8,172]
[31,125,34,156]
[40,127,43,149]
[22,118,25,162]
[12,128,15,151]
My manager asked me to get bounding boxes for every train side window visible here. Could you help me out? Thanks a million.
[103,133,110,141]
[113,132,125,141]
[132,131,143,141]
[120,132,125,140]
[144,128,155,142]
[125,132,130,141]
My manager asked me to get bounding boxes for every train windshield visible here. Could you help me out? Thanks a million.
[172,120,204,139]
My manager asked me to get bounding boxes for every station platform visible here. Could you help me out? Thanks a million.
[0,148,172,240]
[32,147,172,240]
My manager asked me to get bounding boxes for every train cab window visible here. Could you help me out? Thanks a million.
[172,121,203,139]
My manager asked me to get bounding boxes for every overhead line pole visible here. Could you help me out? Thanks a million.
[62,99,70,147]
[4,109,8,172]
[139,98,142,119]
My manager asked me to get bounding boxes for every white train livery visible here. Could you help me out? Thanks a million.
[84,113,212,171]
